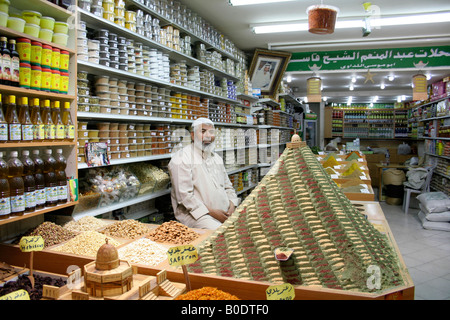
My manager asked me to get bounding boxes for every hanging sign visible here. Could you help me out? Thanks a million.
[413,74,428,101]
[287,46,450,72]
[307,77,322,102]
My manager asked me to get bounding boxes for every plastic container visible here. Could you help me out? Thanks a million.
[24,23,40,37]
[52,33,68,46]
[39,28,53,42]
[54,21,68,34]
[0,11,7,27]
[0,0,9,14]
[306,4,339,34]
[7,17,25,33]
[40,16,55,30]
[22,10,41,25]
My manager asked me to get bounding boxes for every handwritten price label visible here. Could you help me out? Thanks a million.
[167,245,198,267]
[19,236,44,252]
[0,289,30,300]
[266,283,295,300]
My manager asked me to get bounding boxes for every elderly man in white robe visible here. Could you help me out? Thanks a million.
[168,118,239,229]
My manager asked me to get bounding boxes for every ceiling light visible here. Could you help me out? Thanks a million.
[397,96,402,103]
[351,76,357,83]
[322,97,328,101]
[286,75,292,83]
[373,96,379,102]
[388,75,395,81]
[252,11,450,34]
[426,74,432,80]
[349,84,354,91]
[229,0,295,6]
[380,83,385,89]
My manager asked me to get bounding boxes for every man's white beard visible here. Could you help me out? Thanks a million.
[194,140,215,154]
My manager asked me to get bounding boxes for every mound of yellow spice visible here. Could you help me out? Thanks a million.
[175,287,240,300]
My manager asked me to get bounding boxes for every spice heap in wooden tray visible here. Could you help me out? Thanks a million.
[188,141,405,293]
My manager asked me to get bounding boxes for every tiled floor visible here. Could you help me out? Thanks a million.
[378,197,450,300]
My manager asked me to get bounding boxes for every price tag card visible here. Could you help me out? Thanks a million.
[167,245,198,267]
[0,289,30,300]
[19,236,44,252]
[266,283,295,300]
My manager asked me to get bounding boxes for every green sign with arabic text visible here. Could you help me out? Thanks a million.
[286,46,450,72]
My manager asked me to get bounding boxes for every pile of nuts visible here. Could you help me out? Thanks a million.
[100,219,151,239]
[50,231,120,257]
[147,220,199,244]
[63,216,110,233]
[118,238,168,266]
[24,222,77,248]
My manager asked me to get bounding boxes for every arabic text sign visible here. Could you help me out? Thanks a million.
[287,46,450,72]
[167,245,198,267]
[266,283,295,300]
[0,289,30,300]
[19,236,44,252]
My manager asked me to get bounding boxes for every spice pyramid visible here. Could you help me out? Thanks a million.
[188,144,405,293]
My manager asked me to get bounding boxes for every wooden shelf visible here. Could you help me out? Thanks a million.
[0,84,76,100]
[0,201,77,226]
[0,141,76,148]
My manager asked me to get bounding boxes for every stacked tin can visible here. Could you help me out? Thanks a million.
[77,21,88,62]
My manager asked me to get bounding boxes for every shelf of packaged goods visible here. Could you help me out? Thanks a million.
[256,98,280,107]
[126,0,239,63]
[77,8,239,82]
[0,141,76,148]
[77,112,257,129]
[0,201,77,226]
[0,85,76,101]
[77,60,238,105]
[72,188,171,220]
[0,26,75,54]
[237,93,259,102]
[425,152,450,161]
[10,0,74,20]
[257,125,294,130]
[414,114,450,122]
[226,164,258,176]
[236,184,256,195]
[423,136,450,141]
[77,153,172,169]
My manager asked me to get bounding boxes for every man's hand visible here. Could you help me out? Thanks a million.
[207,208,229,223]
[227,201,235,216]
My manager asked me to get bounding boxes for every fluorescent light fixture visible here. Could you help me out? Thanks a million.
[286,75,292,82]
[380,83,385,89]
[388,75,395,81]
[349,84,354,91]
[252,11,450,34]
[229,0,295,6]
[351,76,357,83]
[397,96,402,102]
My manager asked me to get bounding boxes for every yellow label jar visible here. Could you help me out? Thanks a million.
[30,64,42,90]
[16,38,31,62]
[30,41,42,65]
[51,69,60,93]
[59,71,69,94]
[59,50,69,71]
[51,47,60,69]
[41,44,52,68]
[41,67,51,92]
[19,62,31,89]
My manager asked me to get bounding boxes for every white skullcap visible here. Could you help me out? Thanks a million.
[191,118,214,130]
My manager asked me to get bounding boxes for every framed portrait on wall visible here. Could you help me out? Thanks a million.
[249,49,291,97]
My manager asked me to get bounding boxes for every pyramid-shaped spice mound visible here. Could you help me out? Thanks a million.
[188,145,405,293]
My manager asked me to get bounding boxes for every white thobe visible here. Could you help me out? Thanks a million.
[168,144,239,229]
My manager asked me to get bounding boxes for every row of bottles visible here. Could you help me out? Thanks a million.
[0,94,75,142]
[0,148,68,220]
[0,37,20,87]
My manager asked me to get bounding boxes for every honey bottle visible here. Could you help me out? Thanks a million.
[6,95,21,141]
[32,150,46,210]
[41,99,55,140]
[43,149,57,207]
[0,94,8,142]
[0,151,11,220]
[18,96,33,141]
[61,101,75,141]
[52,101,64,140]
[7,151,24,216]
[55,149,67,204]
[30,98,45,141]
[21,150,36,213]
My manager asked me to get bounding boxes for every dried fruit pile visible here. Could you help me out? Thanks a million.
[175,287,240,300]
[188,146,404,293]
